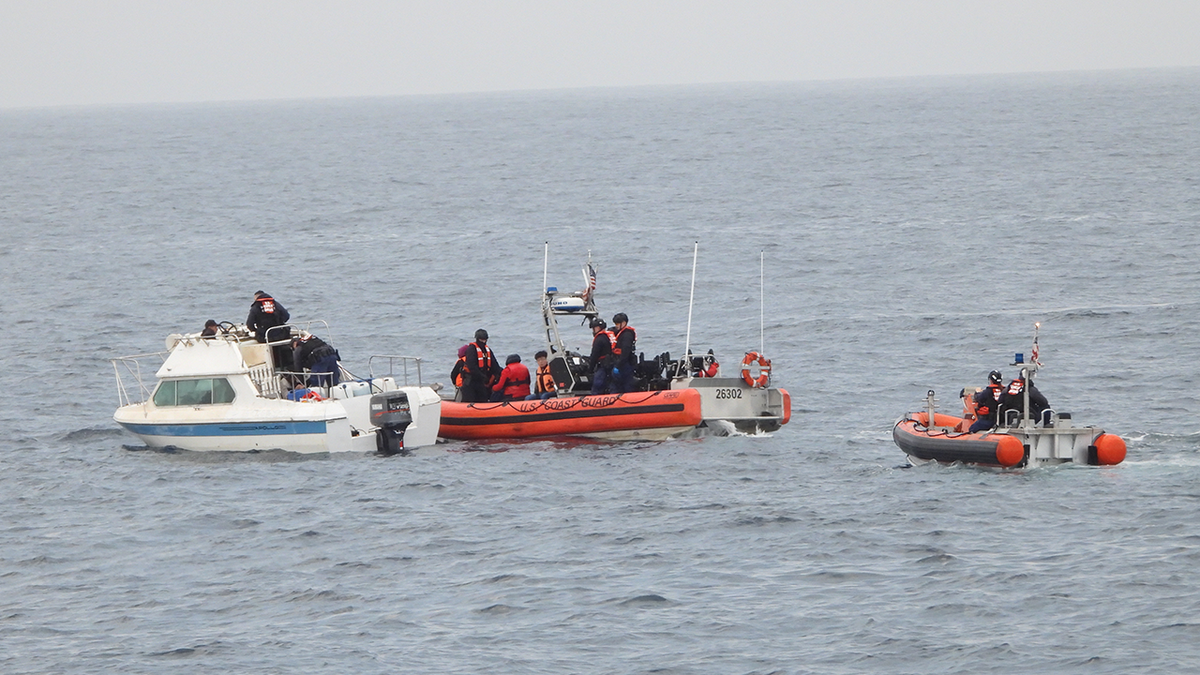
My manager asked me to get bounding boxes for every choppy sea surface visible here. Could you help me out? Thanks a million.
[2,69,1200,674]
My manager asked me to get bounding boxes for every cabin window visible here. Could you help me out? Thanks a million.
[152,380,177,406]
[153,378,236,406]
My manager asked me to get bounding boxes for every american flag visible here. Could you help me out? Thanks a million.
[582,263,596,303]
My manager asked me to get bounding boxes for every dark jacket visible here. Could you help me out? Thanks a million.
[999,378,1050,421]
[462,341,501,386]
[589,330,614,372]
[293,335,337,370]
[972,383,1004,422]
[247,295,290,343]
[612,325,637,368]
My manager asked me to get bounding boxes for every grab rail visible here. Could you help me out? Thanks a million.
[111,352,168,407]
[367,355,423,387]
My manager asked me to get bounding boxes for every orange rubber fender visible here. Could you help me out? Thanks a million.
[741,352,771,388]
[994,435,1025,467]
[1092,433,1126,465]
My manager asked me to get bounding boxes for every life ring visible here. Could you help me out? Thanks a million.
[740,352,771,388]
[301,390,324,402]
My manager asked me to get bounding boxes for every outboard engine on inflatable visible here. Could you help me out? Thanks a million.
[370,390,412,456]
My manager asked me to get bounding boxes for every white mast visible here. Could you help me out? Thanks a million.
[684,242,698,362]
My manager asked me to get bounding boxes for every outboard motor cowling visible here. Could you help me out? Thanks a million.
[371,391,412,456]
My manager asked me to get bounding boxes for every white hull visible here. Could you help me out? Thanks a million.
[113,329,441,454]
[670,376,790,432]
[115,385,441,454]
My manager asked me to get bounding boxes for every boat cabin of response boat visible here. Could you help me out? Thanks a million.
[112,322,441,454]
[893,325,1125,468]
[437,249,790,441]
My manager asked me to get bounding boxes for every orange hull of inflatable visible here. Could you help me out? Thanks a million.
[894,411,1125,467]
[893,415,1027,467]
[439,389,703,440]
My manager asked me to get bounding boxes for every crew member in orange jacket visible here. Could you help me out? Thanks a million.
[588,318,615,394]
[461,329,502,403]
[610,313,637,393]
[492,354,531,401]
[968,370,1004,433]
[526,350,555,400]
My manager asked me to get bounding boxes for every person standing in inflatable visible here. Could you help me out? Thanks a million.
[450,344,471,402]
[999,371,1052,426]
[588,318,615,394]
[968,370,1004,433]
[610,312,637,393]
[461,329,501,403]
[491,354,531,401]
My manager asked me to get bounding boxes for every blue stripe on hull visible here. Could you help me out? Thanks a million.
[120,420,327,437]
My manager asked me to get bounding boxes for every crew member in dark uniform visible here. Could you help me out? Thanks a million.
[610,312,637,393]
[999,371,1051,426]
[968,370,1004,433]
[588,318,614,395]
[292,333,341,387]
[461,329,501,403]
[247,290,292,370]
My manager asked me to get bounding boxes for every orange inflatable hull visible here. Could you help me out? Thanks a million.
[894,411,1125,467]
[439,389,703,440]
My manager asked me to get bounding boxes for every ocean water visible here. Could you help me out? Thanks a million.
[2,68,1200,674]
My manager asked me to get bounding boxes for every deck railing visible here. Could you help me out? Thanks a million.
[111,352,168,407]
[367,355,424,387]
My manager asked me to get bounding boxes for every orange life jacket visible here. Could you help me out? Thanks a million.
[453,356,466,387]
[473,343,495,372]
[536,364,555,393]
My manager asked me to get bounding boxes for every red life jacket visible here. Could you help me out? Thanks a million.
[495,363,531,398]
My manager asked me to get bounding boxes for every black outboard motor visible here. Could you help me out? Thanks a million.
[370,391,412,456]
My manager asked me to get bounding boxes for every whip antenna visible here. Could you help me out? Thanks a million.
[760,250,765,356]
[684,242,698,362]
[542,242,548,296]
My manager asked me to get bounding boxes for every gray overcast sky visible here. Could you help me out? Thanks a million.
[3,0,1199,109]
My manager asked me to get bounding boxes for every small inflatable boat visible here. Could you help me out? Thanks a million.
[894,326,1126,468]
[439,389,703,441]
[893,408,1126,468]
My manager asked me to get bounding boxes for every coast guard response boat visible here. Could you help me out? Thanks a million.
[437,248,790,441]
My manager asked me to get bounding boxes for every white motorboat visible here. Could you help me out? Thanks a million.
[112,322,441,454]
